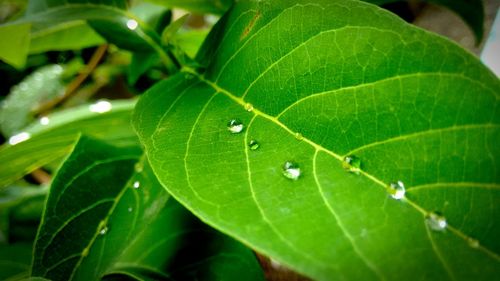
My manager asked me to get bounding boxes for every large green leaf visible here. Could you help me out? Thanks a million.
[366,0,484,42]
[0,243,33,281]
[133,0,500,280]
[31,137,264,281]
[0,100,138,188]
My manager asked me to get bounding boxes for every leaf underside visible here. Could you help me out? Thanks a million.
[133,0,500,280]
[31,137,264,281]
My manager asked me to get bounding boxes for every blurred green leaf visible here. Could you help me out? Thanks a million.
[29,21,105,54]
[0,23,30,68]
[145,0,233,14]
[128,52,160,85]
[0,64,65,137]
[0,100,139,188]
[31,137,264,281]
[0,185,46,243]
[0,243,33,281]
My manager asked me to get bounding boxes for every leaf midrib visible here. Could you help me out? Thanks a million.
[181,68,500,264]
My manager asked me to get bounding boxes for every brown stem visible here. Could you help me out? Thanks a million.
[37,44,109,115]
[30,169,51,185]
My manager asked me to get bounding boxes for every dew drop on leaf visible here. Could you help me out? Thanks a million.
[128,207,133,212]
[282,161,301,180]
[426,212,447,231]
[82,248,89,257]
[227,119,244,134]
[245,103,254,112]
[89,100,112,113]
[388,181,406,200]
[126,19,138,30]
[467,237,479,248]
[248,139,260,150]
[343,155,361,174]
[133,181,140,189]
[40,116,50,125]
[99,225,108,235]
[294,132,303,140]
[8,132,31,145]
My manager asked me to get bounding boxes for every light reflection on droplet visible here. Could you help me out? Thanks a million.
[426,212,447,231]
[89,100,112,113]
[40,116,50,125]
[282,161,301,180]
[9,132,31,145]
[133,181,140,189]
[126,19,138,30]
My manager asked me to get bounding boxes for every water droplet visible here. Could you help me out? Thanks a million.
[89,100,112,113]
[343,155,361,174]
[388,181,405,200]
[426,212,447,231]
[40,116,50,126]
[227,119,244,134]
[282,161,301,180]
[467,237,479,248]
[245,103,254,112]
[126,19,138,30]
[133,181,140,189]
[248,139,260,150]
[82,248,89,257]
[270,258,282,269]
[134,162,143,173]
[294,132,303,140]
[128,207,133,212]
[99,225,108,235]
[8,132,31,145]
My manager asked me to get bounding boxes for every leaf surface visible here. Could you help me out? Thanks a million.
[31,137,264,281]
[145,0,233,14]
[0,100,138,188]
[133,0,500,280]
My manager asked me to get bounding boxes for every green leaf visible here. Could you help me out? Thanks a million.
[31,137,264,281]
[0,23,30,68]
[29,21,105,54]
[133,0,500,280]
[0,243,33,281]
[0,100,139,188]
[364,0,485,42]
[145,0,233,14]
[0,185,47,243]
[0,64,65,137]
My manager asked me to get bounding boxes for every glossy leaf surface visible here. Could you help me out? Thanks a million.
[134,0,500,280]
[31,137,264,281]
[0,100,138,188]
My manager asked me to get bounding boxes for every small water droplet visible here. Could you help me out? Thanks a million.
[8,132,31,145]
[426,212,447,231]
[388,181,405,200]
[343,155,361,174]
[294,132,303,140]
[40,116,50,125]
[133,181,140,189]
[89,100,112,113]
[248,139,260,150]
[82,248,89,257]
[227,119,244,134]
[282,161,301,180]
[126,19,138,30]
[467,237,479,248]
[128,207,133,212]
[134,162,143,173]
[245,103,254,112]
[99,225,108,235]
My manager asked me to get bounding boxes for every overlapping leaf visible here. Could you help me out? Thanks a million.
[0,100,138,188]
[133,0,500,280]
[31,137,264,281]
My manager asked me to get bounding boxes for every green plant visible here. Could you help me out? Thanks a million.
[0,0,498,280]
